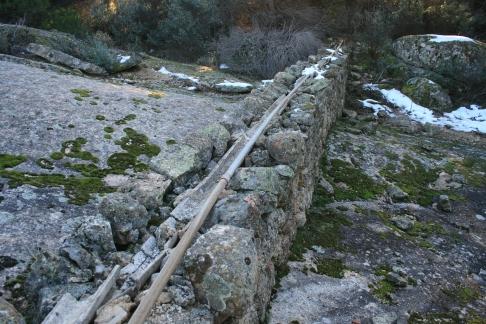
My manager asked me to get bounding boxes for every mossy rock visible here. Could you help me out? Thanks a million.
[0,24,140,73]
[393,35,486,85]
[401,77,452,112]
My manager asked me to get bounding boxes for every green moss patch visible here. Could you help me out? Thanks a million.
[328,159,385,201]
[36,158,54,170]
[312,258,346,278]
[115,114,137,125]
[132,98,148,105]
[51,138,99,163]
[443,285,481,306]
[96,115,106,121]
[50,152,64,160]
[166,139,177,145]
[289,208,351,261]
[374,264,392,276]
[0,127,160,205]
[107,153,149,174]
[70,88,91,98]
[381,155,440,206]
[0,169,113,205]
[407,221,446,238]
[104,126,115,133]
[372,279,396,304]
[0,154,27,169]
[451,156,486,188]
[115,128,160,157]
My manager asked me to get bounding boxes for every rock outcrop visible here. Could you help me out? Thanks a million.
[0,23,140,74]
[402,77,452,112]
[392,34,486,85]
[0,297,25,324]
[100,193,150,245]
[25,43,108,75]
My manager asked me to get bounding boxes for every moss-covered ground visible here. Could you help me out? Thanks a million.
[0,126,160,205]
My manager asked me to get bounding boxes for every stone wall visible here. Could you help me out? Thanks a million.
[146,49,349,323]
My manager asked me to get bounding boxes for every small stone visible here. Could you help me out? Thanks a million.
[386,272,407,287]
[319,178,334,195]
[266,131,306,166]
[391,214,415,231]
[167,280,195,307]
[230,166,294,195]
[95,295,135,324]
[343,109,358,119]
[387,185,408,202]
[100,193,150,245]
[155,217,179,248]
[437,195,452,212]
[120,173,172,211]
[0,297,25,324]
[157,292,172,304]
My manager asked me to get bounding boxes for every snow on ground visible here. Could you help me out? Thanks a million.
[219,64,230,70]
[216,80,253,88]
[117,55,131,64]
[158,66,200,84]
[259,79,274,89]
[363,84,486,133]
[302,64,327,79]
[427,34,475,43]
[302,48,342,79]
[360,99,395,116]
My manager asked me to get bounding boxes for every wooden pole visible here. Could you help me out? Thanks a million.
[128,41,344,324]
[128,75,309,324]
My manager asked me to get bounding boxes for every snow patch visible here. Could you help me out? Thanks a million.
[216,80,253,88]
[427,34,475,43]
[117,55,131,64]
[360,99,395,116]
[302,49,341,79]
[219,64,230,70]
[158,66,200,84]
[302,64,326,79]
[365,84,486,133]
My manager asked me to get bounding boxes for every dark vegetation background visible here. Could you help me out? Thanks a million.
[1,0,485,78]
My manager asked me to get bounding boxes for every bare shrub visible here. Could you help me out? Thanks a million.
[217,26,321,78]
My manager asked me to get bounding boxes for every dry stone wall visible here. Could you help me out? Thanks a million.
[147,49,349,323]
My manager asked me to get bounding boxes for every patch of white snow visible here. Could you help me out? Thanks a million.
[219,64,230,69]
[360,99,395,116]
[117,55,131,64]
[364,84,486,133]
[302,64,326,79]
[216,80,252,88]
[428,34,475,43]
[158,66,200,84]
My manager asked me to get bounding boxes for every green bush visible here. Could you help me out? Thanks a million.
[91,0,222,59]
[424,0,473,35]
[41,7,88,36]
[0,0,50,26]
[83,38,116,71]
